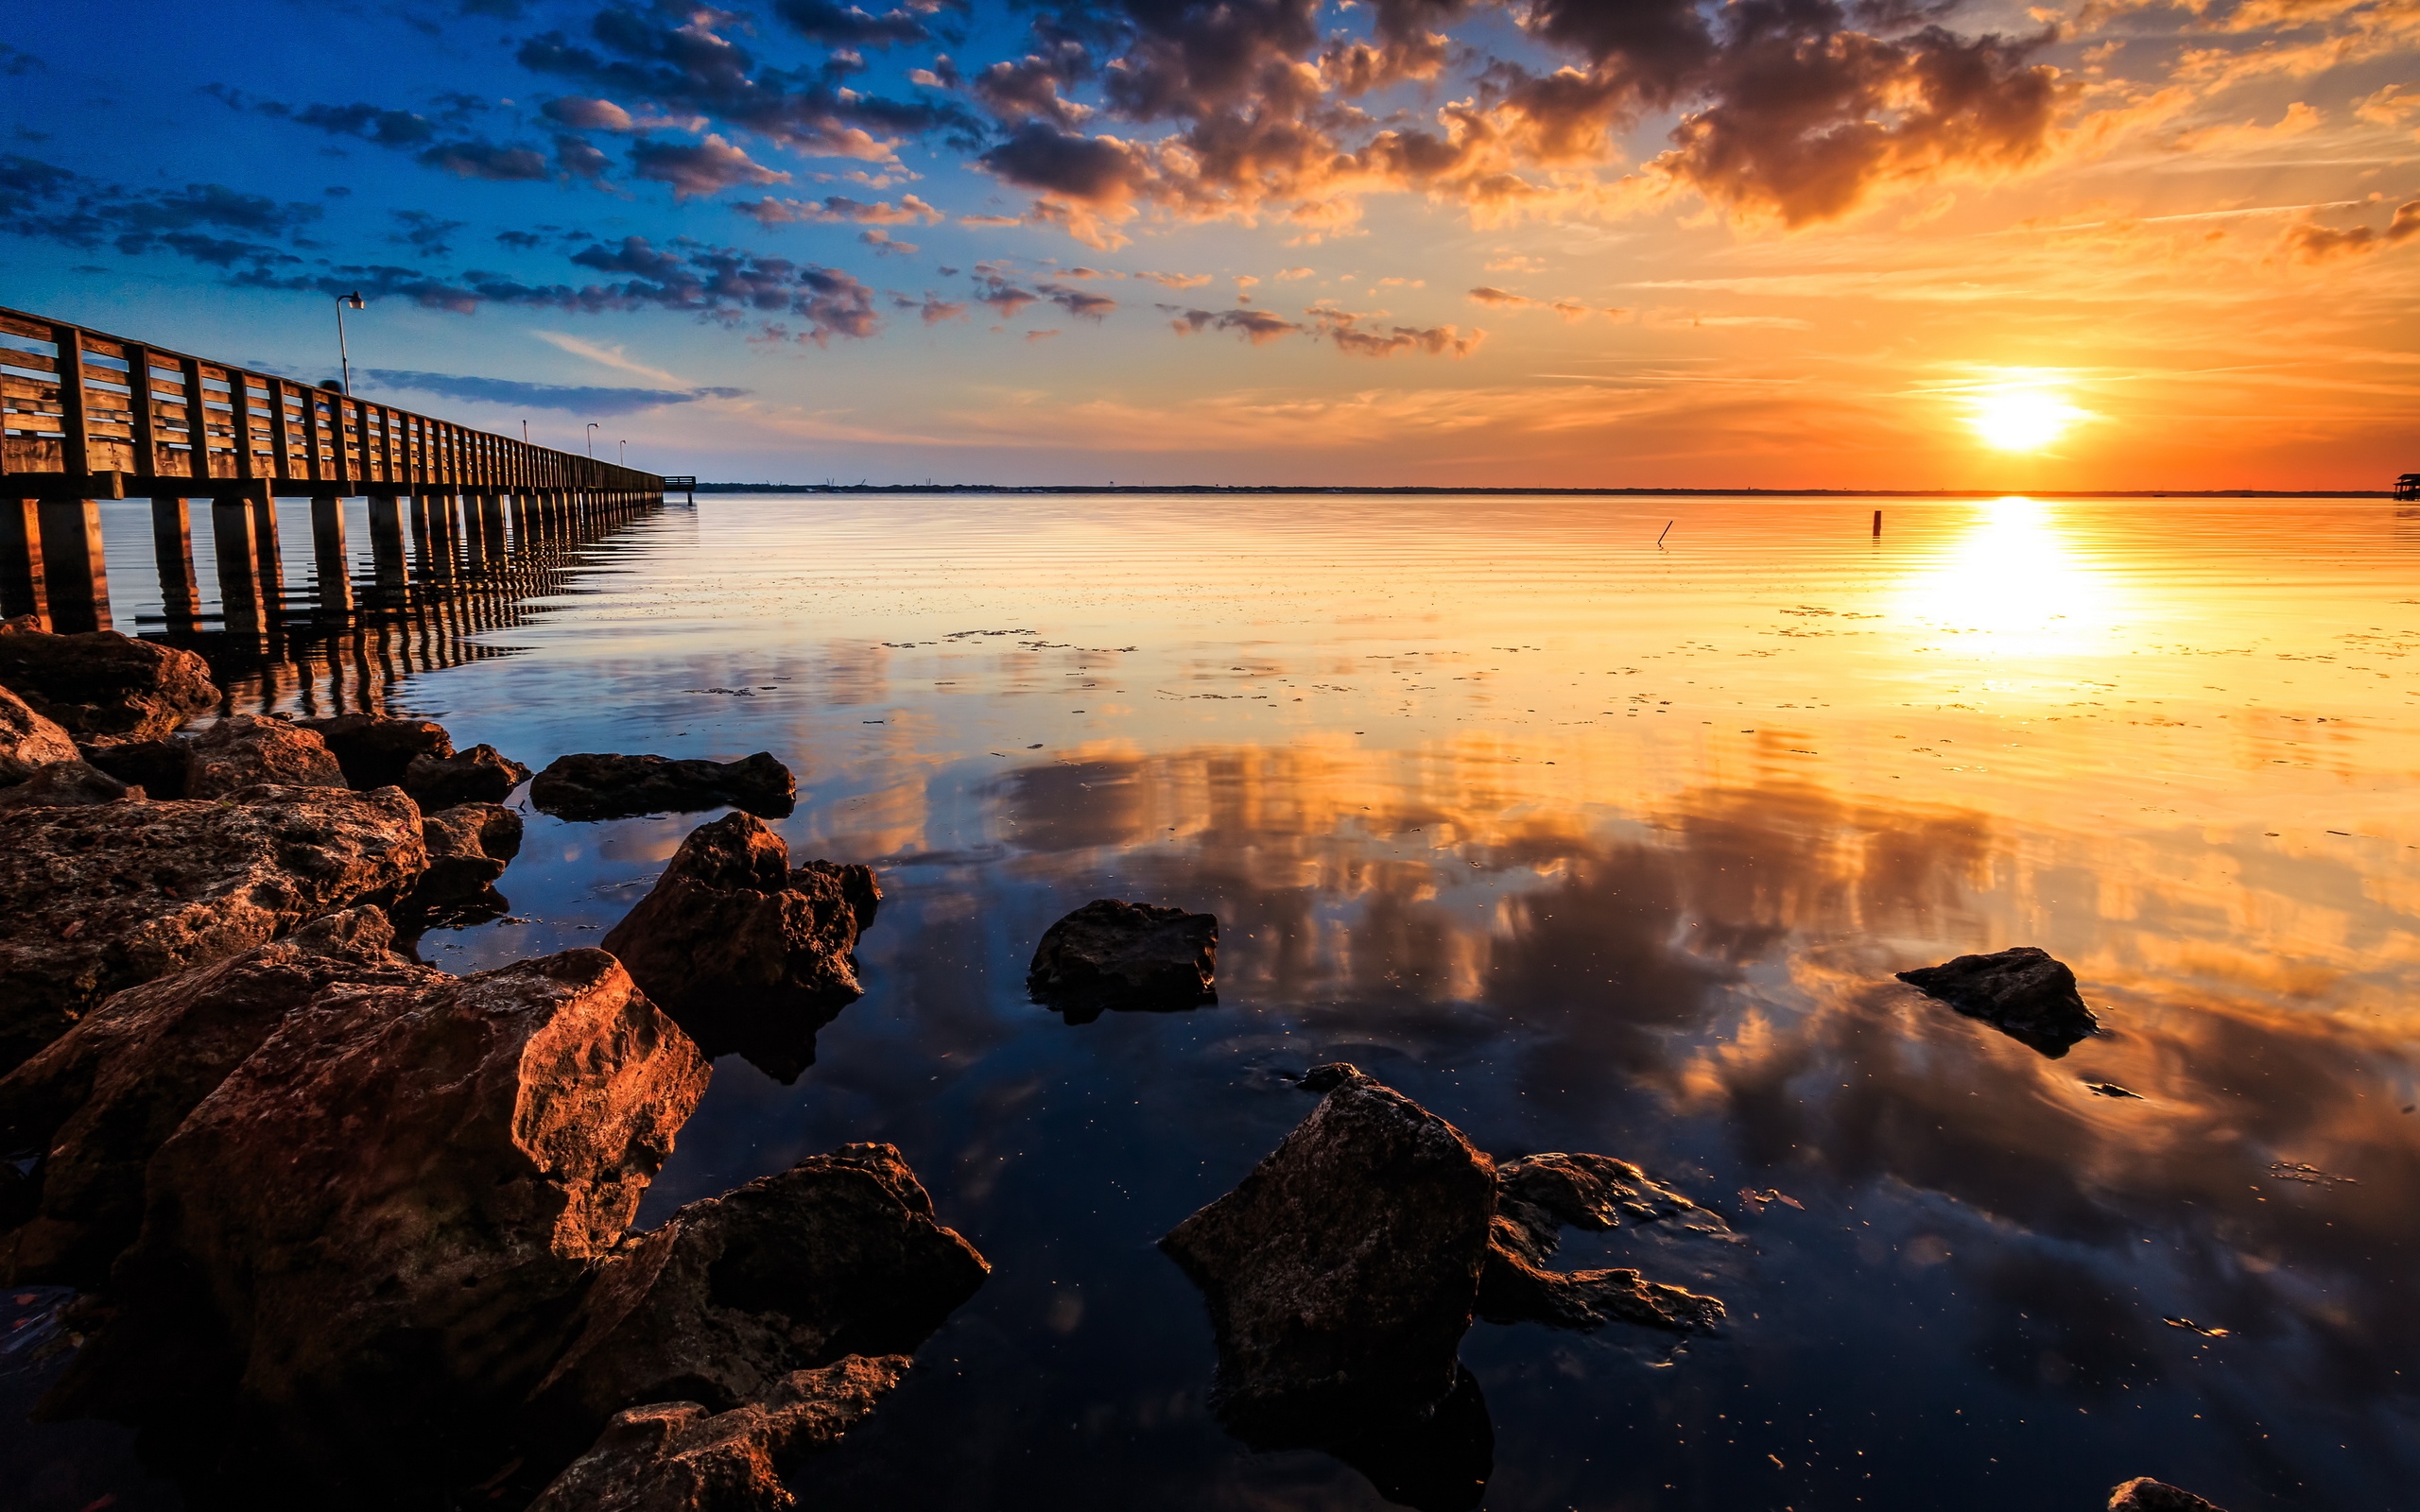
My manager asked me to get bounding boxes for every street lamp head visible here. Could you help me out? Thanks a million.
[340,291,365,310]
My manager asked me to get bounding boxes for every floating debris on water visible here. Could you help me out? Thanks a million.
[1738,1189,1805,1211]
[2163,1316,2229,1338]
[2084,1081,2145,1099]
[2267,1161,2357,1186]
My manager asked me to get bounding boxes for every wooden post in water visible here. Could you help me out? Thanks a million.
[368,495,407,597]
[212,496,266,632]
[477,491,508,560]
[36,498,111,632]
[1872,508,1881,538]
[246,485,284,619]
[151,495,202,631]
[310,495,352,615]
[1,498,48,627]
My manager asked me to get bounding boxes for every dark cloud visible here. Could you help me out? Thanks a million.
[416,138,552,180]
[1163,305,1301,343]
[494,229,545,249]
[1037,280,1116,319]
[1,43,46,76]
[360,369,746,414]
[0,160,322,273]
[554,133,614,180]
[1307,302,1483,356]
[628,133,792,198]
[897,291,970,323]
[977,119,1150,199]
[772,0,938,47]
[389,208,466,256]
[2280,200,2420,262]
[285,100,441,148]
[972,272,1039,318]
[970,49,1096,127]
[858,226,919,254]
[732,192,942,226]
[542,95,639,131]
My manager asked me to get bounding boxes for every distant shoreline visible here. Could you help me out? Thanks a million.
[693,483,2394,499]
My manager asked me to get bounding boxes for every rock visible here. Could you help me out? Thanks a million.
[0,683,79,784]
[0,786,428,1072]
[1475,1232,1724,1334]
[0,623,217,745]
[182,714,349,799]
[1028,899,1218,1022]
[80,737,190,799]
[0,908,439,1286]
[531,751,797,822]
[1159,1063,1497,1445]
[297,713,454,791]
[0,759,139,811]
[528,1355,909,1512]
[48,949,711,1488]
[1492,1151,1733,1263]
[404,742,531,807]
[405,801,525,918]
[1897,945,2101,1057]
[532,1143,987,1433]
[2109,1479,2229,1512]
[600,812,879,1083]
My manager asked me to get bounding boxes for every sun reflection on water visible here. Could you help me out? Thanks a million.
[1893,495,2124,657]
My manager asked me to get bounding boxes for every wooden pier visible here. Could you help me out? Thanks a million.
[1,303,668,635]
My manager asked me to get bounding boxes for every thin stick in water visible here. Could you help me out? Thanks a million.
[1656,519,1673,546]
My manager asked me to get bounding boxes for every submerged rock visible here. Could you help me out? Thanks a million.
[406,801,525,919]
[0,908,439,1286]
[0,759,139,811]
[600,811,879,1083]
[1476,1236,1724,1334]
[1027,898,1218,1022]
[1478,1151,1727,1336]
[183,714,348,799]
[1160,1063,1496,1444]
[0,684,79,784]
[528,1354,910,1512]
[2109,1479,2229,1512]
[79,737,190,799]
[0,624,218,745]
[1897,945,2101,1057]
[533,1143,987,1432]
[405,742,531,807]
[0,785,428,1071]
[531,751,797,822]
[299,712,454,791]
[1492,1151,1734,1262]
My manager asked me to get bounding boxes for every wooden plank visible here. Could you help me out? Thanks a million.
[52,321,90,474]
[0,312,52,342]
[130,347,160,472]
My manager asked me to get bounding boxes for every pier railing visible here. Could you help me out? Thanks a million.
[1,304,667,635]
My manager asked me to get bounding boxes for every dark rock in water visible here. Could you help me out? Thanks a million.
[1324,1365,1494,1512]
[80,737,190,799]
[531,750,797,821]
[0,759,139,811]
[298,712,453,791]
[600,811,878,1083]
[1028,898,1218,1022]
[2109,1479,2230,1512]
[1476,1228,1724,1334]
[1478,1153,1727,1335]
[0,684,79,784]
[0,786,428,1073]
[1160,1062,1496,1445]
[532,1143,986,1433]
[0,624,218,745]
[47,949,711,1493]
[1896,945,2101,1057]
[183,714,348,799]
[405,801,525,919]
[0,908,438,1286]
[405,742,531,807]
[527,1354,910,1512]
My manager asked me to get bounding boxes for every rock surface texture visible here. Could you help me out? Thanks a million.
[0,684,79,784]
[527,1355,909,1512]
[80,737,191,800]
[0,785,428,1071]
[1159,1063,1497,1444]
[0,759,139,811]
[1478,1152,1729,1336]
[299,713,453,791]
[600,811,879,1082]
[0,908,439,1285]
[1028,898,1218,1022]
[182,714,349,799]
[2109,1479,2229,1512]
[407,801,525,917]
[0,624,218,744]
[1897,945,2102,1057]
[534,1143,987,1432]
[531,751,797,821]
[405,742,531,807]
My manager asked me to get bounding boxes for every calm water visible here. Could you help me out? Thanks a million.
[26,493,2420,1510]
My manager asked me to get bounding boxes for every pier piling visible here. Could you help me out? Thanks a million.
[0,498,43,626]
[36,498,110,632]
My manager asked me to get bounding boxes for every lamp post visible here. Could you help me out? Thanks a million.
[334,290,365,395]
[618,439,626,466]
[585,422,598,457]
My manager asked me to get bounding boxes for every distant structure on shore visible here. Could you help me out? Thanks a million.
[2397,473,2419,501]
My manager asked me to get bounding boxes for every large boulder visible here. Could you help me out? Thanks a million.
[0,785,428,1071]
[2109,1479,2229,1512]
[600,811,879,1083]
[0,907,440,1286]
[406,801,525,918]
[79,737,190,799]
[48,949,712,1488]
[532,751,796,822]
[1159,1063,1498,1445]
[405,743,531,807]
[183,714,348,799]
[0,758,139,811]
[528,1355,910,1512]
[0,684,79,783]
[1027,898,1218,1022]
[1897,945,2101,1057]
[532,1143,987,1433]
[298,713,453,791]
[0,624,217,745]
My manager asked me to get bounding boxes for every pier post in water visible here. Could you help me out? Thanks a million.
[211,495,266,632]
[150,495,203,631]
[367,494,407,595]
[245,485,284,619]
[1872,508,1882,538]
[310,494,353,615]
[0,497,45,627]
[35,498,111,632]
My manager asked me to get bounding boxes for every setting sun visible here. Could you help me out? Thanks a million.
[1969,390,2086,452]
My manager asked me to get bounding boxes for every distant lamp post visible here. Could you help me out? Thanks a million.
[586,422,598,457]
[334,290,365,395]
[618,439,626,466]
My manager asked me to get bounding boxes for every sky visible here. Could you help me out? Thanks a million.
[5,0,2417,489]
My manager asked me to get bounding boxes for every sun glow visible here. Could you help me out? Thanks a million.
[1968,388,2086,452]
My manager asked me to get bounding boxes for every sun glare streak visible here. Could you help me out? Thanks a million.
[1895,496,2124,659]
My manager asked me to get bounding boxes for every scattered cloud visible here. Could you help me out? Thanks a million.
[360,369,746,414]
[735,192,943,226]
[629,133,791,198]
[1164,306,1304,344]
[859,226,919,255]
[2278,198,2420,261]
